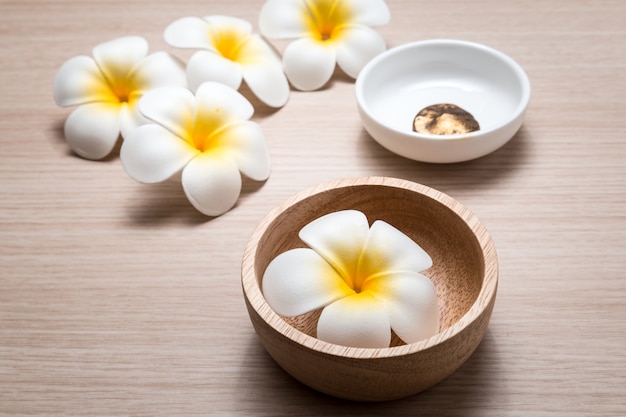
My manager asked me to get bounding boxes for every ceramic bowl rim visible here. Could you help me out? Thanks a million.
[241,176,498,359]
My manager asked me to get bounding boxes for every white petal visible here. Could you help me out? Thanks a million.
[259,0,309,39]
[138,86,195,140]
[164,16,213,49]
[214,121,270,181]
[203,15,253,35]
[335,24,386,79]
[366,272,440,344]
[358,219,432,281]
[181,152,242,216]
[119,102,149,140]
[92,36,148,84]
[64,103,121,160]
[282,38,336,90]
[195,81,254,121]
[130,51,187,90]
[262,248,353,317]
[243,63,290,107]
[240,36,289,108]
[120,124,196,183]
[317,292,391,348]
[53,55,111,107]
[299,210,370,282]
[345,0,390,26]
[186,51,243,93]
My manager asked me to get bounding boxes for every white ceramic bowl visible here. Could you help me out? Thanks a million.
[356,39,530,163]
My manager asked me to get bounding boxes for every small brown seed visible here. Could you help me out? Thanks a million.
[413,103,480,135]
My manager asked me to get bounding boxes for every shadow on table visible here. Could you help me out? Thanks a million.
[237,330,501,417]
[355,125,532,196]
[122,175,267,226]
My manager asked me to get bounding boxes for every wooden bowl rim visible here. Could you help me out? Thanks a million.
[241,176,498,359]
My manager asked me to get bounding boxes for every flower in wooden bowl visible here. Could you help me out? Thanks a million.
[262,209,440,349]
[241,177,498,401]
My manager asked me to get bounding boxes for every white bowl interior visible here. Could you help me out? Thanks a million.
[359,40,528,136]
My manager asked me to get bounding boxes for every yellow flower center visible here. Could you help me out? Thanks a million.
[336,246,387,295]
[109,81,133,103]
[345,271,368,294]
[97,65,143,107]
[303,0,352,43]
[185,106,229,153]
[209,27,248,63]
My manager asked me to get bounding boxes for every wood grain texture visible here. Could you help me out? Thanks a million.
[1,0,625,415]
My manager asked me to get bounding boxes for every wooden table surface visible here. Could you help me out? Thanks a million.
[1,0,625,415]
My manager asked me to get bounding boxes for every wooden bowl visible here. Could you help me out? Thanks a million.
[241,177,498,401]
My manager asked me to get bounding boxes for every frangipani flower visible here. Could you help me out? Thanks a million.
[164,15,289,108]
[53,36,187,160]
[263,210,440,348]
[259,0,390,91]
[120,82,271,217]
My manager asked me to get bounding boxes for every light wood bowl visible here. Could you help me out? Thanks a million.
[241,177,498,401]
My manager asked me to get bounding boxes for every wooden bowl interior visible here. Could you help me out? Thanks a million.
[253,183,485,343]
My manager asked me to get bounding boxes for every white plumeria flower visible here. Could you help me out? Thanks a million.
[53,36,187,160]
[120,82,270,217]
[259,0,390,91]
[164,15,289,108]
[263,210,440,349]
